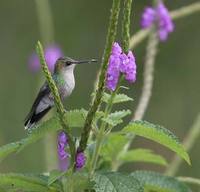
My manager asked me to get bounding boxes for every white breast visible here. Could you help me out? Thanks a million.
[62,66,75,97]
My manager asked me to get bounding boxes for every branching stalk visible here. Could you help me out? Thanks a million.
[166,114,200,176]
[170,2,200,20]
[177,176,200,186]
[35,0,54,45]
[133,29,158,120]
[129,2,200,50]
[78,0,121,153]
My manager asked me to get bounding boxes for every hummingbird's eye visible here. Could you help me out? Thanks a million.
[65,61,72,66]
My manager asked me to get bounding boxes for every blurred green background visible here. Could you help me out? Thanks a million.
[0,0,199,182]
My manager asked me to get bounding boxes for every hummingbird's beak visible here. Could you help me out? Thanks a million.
[73,59,97,64]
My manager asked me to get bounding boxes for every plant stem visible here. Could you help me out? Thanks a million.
[105,0,134,172]
[35,0,57,172]
[89,88,118,176]
[165,114,200,176]
[88,0,133,168]
[35,0,54,45]
[133,29,158,120]
[122,0,132,53]
[129,29,150,50]
[129,2,200,50]
[170,2,200,20]
[78,0,121,153]
[36,42,76,171]
[177,177,200,186]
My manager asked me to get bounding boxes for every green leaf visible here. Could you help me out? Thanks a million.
[93,172,143,192]
[121,121,191,165]
[102,110,131,126]
[18,116,61,152]
[63,172,92,192]
[0,141,22,162]
[0,115,59,160]
[0,109,87,161]
[0,173,60,192]
[100,134,130,162]
[119,148,167,166]
[131,171,191,192]
[48,170,66,186]
[19,109,87,152]
[65,109,87,128]
[103,93,133,104]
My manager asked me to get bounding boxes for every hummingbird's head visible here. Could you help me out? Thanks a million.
[54,57,97,73]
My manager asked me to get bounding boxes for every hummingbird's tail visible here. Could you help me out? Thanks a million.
[24,106,52,130]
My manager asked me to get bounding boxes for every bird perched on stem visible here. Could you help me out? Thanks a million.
[25,57,96,129]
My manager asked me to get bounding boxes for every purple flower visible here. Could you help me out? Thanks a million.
[75,152,86,169]
[57,131,69,171]
[123,51,137,82]
[106,55,121,91]
[140,1,174,41]
[106,42,122,91]
[29,44,63,72]
[106,42,137,91]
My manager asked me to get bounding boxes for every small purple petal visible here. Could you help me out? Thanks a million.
[119,51,137,83]
[75,152,86,169]
[126,51,137,82]
[59,158,69,171]
[141,7,156,29]
[57,131,69,171]
[28,44,63,73]
[106,51,121,91]
[119,53,129,73]
[59,151,69,160]
[158,28,168,41]
[156,2,174,41]
[111,42,122,55]
[58,131,68,144]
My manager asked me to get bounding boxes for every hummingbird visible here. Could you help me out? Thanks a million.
[24,56,96,129]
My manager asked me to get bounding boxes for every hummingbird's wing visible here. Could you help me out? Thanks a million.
[24,82,54,129]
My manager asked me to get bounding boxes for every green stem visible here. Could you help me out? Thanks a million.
[106,0,134,171]
[177,177,200,186]
[129,2,200,50]
[36,42,76,171]
[35,0,56,171]
[165,114,200,176]
[89,87,119,177]
[78,0,121,153]
[122,0,132,53]
[35,0,54,45]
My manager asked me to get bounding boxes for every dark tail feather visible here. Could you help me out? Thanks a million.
[24,106,52,129]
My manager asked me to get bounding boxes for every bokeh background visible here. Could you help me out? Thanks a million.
[0,0,199,186]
